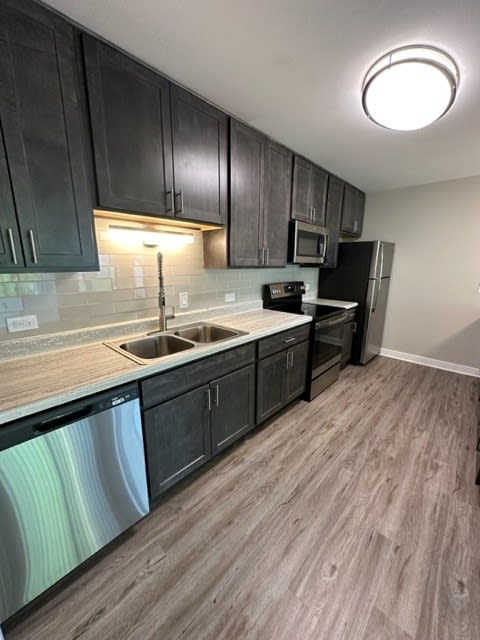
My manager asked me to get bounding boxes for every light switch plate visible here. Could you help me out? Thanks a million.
[6,314,38,333]
[225,292,235,302]
[179,292,189,309]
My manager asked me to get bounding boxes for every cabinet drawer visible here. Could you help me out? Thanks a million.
[141,343,255,408]
[258,324,311,359]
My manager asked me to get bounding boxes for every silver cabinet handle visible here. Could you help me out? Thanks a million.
[7,228,17,264]
[260,247,265,264]
[174,189,184,214]
[312,207,316,223]
[283,337,295,343]
[285,352,289,370]
[28,229,38,264]
[206,387,211,411]
[353,219,358,233]
[290,351,294,368]
[165,188,174,213]
[265,247,270,264]
[214,384,220,406]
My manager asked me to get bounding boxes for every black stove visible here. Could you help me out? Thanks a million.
[301,302,346,321]
[263,281,352,400]
[262,282,345,321]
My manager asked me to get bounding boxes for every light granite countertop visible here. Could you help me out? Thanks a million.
[0,309,312,426]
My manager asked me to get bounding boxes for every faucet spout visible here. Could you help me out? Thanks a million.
[157,251,174,332]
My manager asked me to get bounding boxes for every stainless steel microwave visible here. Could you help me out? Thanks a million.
[288,220,328,265]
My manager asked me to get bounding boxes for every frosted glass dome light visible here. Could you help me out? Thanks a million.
[362,46,459,131]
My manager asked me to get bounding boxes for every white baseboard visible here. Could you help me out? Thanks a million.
[379,348,480,378]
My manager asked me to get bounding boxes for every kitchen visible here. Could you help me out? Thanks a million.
[0,3,480,638]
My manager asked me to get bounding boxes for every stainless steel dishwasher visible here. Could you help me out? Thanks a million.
[0,383,149,625]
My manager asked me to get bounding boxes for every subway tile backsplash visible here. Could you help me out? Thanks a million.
[0,216,319,342]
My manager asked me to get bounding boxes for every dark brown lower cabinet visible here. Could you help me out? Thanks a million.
[257,351,286,423]
[211,365,256,455]
[143,385,211,498]
[143,360,256,500]
[257,340,309,423]
[285,341,310,403]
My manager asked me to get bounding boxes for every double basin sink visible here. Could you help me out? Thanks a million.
[106,322,247,364]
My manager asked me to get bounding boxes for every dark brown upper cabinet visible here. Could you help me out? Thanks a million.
[322,176,344,269]
[229,120,292,267]
[291,156,328,226]
[341,184,365,237]
[83,36,172,217]
[83,36,227,225]
[170,86,228,225]
[0,0,98,273]
[229,120,265,266]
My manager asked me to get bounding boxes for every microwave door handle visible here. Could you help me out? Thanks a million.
[321,233,328,264]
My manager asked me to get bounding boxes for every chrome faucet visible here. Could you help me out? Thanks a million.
[157,251,175,332]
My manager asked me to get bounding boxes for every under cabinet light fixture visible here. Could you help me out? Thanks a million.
[362,45,459,131]
[107,225,194,248]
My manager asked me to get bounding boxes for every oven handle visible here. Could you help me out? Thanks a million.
[315,312,348,329]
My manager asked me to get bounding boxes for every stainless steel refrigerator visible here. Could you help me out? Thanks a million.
[318,241,394,364]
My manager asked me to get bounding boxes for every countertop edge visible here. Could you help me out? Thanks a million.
[0,311,312,426]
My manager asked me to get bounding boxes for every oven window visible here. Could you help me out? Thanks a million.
[297,229,324,258]
[312,321,343,375]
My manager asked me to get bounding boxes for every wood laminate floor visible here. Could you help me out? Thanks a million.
[6,357,480,640]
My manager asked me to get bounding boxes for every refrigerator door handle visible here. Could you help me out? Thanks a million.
[380,244,384,279]
[371,278,381,312]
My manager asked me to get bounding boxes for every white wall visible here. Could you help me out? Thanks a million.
[362,175,480,370]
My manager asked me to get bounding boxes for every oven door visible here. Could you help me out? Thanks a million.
[311,312,347,376]
[289,221,328,265]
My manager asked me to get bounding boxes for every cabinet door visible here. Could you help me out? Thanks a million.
[263,140,292,266]
[229,119,264,266]
[341,184,365,236]
[285,341,309,403]
[83,36,173,217]
[291,156,312,222]
[0,125,22,268]
[354,189,365,236]
[310,166,328,226]
[143,385,211,499]
[170,86,228,224]
[322,175,344,269]
[210,364,256,455]
[0,0,97,271]
[256,351,287,423]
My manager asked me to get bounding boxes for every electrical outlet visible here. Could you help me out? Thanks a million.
[225,292,236,302]
[179,292,189,309]
[6,314,38,333]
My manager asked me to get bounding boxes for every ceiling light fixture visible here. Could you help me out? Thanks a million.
[362,45,459,131]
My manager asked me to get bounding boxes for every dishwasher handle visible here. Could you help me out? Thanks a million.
[0,383,139,452]
[35,405,94,433]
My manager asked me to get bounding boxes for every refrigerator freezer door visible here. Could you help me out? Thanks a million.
[368,241,382,279]
[361,277,390,364]
[379,242,395,278]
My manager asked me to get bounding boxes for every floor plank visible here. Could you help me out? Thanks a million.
[5,357,480,640]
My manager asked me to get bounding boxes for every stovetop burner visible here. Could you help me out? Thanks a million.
[262,282,345,321]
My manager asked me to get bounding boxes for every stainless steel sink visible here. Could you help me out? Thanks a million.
[173,323,243,343]
[105,322,247,364]
[105,334,195,364]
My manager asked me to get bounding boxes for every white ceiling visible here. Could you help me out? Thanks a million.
[43,0,480,192]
